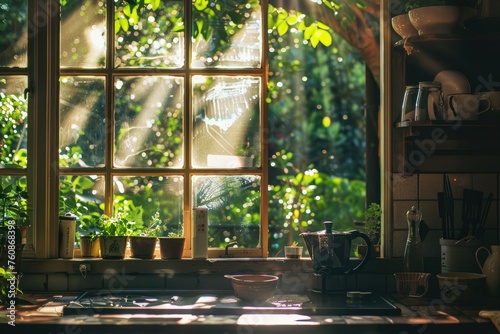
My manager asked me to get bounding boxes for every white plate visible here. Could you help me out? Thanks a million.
[434,70,471,98]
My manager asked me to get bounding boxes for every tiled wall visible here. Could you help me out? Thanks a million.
[391,173,499,257]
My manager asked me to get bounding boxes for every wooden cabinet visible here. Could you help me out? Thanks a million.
[392,33,500,175]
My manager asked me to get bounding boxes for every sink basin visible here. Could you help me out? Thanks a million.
[62,289,400,316]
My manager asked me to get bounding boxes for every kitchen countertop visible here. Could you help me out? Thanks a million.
[1,292,499,334]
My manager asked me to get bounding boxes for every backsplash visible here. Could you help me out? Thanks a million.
[391,173,499,257]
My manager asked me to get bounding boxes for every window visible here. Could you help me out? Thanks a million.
[1,0,378,259]
[57,0,266,257]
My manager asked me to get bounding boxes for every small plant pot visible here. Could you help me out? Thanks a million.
[284,246,303,259]
[129,236,157,259]
[159,237,185,259]
[80,236,100,258]
[99,236,128,259]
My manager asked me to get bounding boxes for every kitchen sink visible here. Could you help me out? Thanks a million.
[62,289,400,316]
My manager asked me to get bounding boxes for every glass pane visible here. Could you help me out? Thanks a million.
[59,76,106,168]
[113,175,184,236]
[192,76,261,168]
[191,0,261,68]
[192,175,261,248]
[0,0,27,67]
[60,0,106,68]
[114,76,184,168]
[0,76,28,168]
[59,174,105,234]
[115,1,184,68]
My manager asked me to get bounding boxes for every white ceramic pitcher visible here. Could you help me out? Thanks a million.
[476,245,500,297]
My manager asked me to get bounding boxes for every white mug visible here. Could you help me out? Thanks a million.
[478,91,500,112]
[447,93,490,121]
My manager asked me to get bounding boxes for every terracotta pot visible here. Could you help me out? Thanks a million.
[129,236,157,259]
[80,236,100,258]
[99,236,128,259]
[159,237,185,259]
[357,244,380,258]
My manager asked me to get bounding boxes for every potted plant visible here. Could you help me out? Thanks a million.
[0,183,28,305]
[355,202,381,258]
[97,210,137,259]
[80,232,100,258]
[159,227,185,260]
[129,211,163,259]
[284,241,303,259]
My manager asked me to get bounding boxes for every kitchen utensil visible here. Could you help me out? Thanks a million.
[443,175,455,239]
[440,237,486,273]
[476,192,493,239]
[401,85,419,122]
[438,192,447,238]
[300,221,371,275]
[415,81,445,121]
[459,189,483,239]
[224,274,279,302]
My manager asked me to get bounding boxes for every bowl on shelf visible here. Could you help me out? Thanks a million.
[392,13,418,39]
[409,6,460,35]
[437,272,487,304]
[225,274,279,302]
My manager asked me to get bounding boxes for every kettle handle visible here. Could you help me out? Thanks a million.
[346,230,372,274]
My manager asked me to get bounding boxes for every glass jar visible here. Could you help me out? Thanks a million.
[415,81,445,121]
[401,85,419,122]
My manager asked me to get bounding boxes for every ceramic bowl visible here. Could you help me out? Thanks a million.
[392,13,418,39]
[225,274,279,302]
[437,272,486,304]
[409,6,460,35]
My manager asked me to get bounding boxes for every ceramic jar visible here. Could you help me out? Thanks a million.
[476,245,500,297]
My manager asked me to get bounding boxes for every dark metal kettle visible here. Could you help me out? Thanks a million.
[300,221,372,275]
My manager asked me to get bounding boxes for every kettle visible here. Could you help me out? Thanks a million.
[300,221,372,275]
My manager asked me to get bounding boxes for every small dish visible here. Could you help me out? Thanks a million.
[434,70,471,99]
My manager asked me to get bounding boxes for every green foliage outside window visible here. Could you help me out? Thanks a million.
[1,0,370,255]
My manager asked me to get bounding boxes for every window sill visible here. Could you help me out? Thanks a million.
[19,257,430,275]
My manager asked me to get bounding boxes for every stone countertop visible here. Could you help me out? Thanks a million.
[1,292,499,334]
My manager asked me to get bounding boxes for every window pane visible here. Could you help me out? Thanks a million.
[191,0,261,68]
[115,1,184,68]
[114,76,184,168]
[0,0,27,67]
[59,174,105,222]
[59,77,106,168]
[192,175,261,248]
[113,175,184,236]
[0,76,28,168]
[60,0,106,68]
[192,76,261,168]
